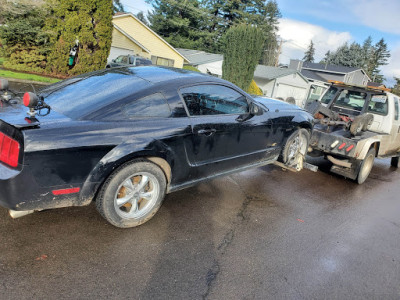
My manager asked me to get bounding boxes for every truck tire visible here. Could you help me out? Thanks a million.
[357,148,375,184]
[391,157,400,168]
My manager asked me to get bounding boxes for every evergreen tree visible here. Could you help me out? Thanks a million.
[45,0,113,76]
[0,1,51,73]
[147,0,215,51]
[392,77,400,96]
[222,24,265,91]
[135,12,148,26]
[369,38,390,83]
[362,36,373,74]
[319,50,331,64]
[146,0,280,56]
[303,40,315,63]
[113,0,125,13]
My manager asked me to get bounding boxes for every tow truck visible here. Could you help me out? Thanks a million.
[306,81,400,184]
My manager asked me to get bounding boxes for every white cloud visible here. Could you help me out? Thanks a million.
[278,18,352,64]
[351,0,400,35]
[382,43,400,86]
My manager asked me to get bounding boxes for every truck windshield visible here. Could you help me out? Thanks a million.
[332,90,367,113]
[320,87,338,104]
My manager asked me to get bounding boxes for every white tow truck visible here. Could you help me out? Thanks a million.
[306,81,400,184]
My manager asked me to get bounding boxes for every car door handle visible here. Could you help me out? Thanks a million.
[197,128,216,136]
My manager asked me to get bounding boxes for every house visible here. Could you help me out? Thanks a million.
[176,48,224,76]
[289,59,371,102]
[253,66,310,107]
[176,48,311,106]
[289,59,371,86]
[109,13,189,68]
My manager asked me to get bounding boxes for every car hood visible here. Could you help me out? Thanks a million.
[253,96,303,112]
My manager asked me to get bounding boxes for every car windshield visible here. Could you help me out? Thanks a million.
[41,69,151,119]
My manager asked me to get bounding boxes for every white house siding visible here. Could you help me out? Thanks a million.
[108,46,135,62]
[255,74,309,107]
[254,78,275,97]
[197,60,223,77]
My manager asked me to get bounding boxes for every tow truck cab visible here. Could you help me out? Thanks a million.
[307,81,400,184]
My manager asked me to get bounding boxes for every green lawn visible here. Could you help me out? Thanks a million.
[0,69,60,84]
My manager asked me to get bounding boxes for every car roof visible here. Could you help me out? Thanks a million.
[123,65,225,85]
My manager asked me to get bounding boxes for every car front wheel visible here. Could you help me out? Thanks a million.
[96,160,167,228]
[280,128,310,170]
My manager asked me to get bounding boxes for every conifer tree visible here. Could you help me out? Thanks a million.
[45,0,113,76]
[392,77,400,96]
[222,24,265,91]
[303,40,315,63]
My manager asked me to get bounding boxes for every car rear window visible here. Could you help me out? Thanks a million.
[41,70,151,119]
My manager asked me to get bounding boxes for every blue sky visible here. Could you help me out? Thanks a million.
[128,0,400,85]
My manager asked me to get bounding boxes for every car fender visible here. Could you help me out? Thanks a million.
[79,139,175,205]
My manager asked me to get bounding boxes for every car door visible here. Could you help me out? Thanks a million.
[179,84,275,175]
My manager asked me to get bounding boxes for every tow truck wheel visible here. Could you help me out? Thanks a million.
[357,148,376,184]
[391,157,400,168]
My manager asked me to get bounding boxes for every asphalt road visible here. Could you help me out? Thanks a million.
[0,156,399,299]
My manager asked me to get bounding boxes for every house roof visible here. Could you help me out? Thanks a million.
[254,65,308,82]
[113,24,150,53]
[302,62,360,74]
[176,48,223,65]
[300,69,327,82]
[113,13,190,63]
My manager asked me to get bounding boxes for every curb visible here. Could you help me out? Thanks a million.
[1,77,53,86]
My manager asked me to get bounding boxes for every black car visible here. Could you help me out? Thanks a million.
[106,55,152,68]
[0,67,313,228]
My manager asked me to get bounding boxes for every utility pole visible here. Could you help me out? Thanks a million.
[275,38,283,67]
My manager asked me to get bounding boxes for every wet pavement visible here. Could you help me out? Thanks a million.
[0,157,399,299]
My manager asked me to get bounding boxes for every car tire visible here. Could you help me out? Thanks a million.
[391,156,400,168]
[356,148,375,184]
[96,160,167,228]
[280,128,310,167]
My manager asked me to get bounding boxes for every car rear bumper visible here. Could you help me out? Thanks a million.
[0,164,82,211]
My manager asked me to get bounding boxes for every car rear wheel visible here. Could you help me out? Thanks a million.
[281,128,310,170]
[96,160,166,228]
[391,156,400,168]
[357,148,375,184]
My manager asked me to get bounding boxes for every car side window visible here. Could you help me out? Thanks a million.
[121,56,128,64]
[394,97,399,121]
[367,94,388,116]
[129,56,135,64]
[180,85,249,116]
[123,93,171,118]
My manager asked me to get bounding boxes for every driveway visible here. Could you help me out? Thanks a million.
[0,158,399,299]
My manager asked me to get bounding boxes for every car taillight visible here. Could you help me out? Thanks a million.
[0,132,20,167]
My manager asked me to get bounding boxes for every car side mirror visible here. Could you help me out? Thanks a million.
[250,102,263,116]
[112,59,116,63]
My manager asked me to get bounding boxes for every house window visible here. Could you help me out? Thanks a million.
[151,56,175,67]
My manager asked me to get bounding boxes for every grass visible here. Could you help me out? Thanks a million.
[0,69,60,84]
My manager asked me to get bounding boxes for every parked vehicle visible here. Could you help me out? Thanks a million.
[306,81,400,184]
[106,55,152,68]
[0,67,313,228]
